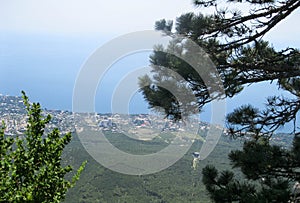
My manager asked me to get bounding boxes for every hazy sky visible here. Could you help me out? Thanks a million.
[0,0,197,36]
[0,0,299,41]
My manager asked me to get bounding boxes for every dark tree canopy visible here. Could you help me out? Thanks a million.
[140,0,300,120]
[139,0,300,202]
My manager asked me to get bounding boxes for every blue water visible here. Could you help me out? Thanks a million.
[0,33,298,130]
[0,33,155,113]
[0,33,102,110]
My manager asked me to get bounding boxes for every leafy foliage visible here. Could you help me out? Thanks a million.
[0,91,86,202]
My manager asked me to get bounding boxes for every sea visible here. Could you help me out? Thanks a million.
[0,33,297,131]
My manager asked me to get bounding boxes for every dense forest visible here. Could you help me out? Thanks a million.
[63,131,243,203]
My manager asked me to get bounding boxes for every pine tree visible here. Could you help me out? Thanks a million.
[139,0,300,201]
